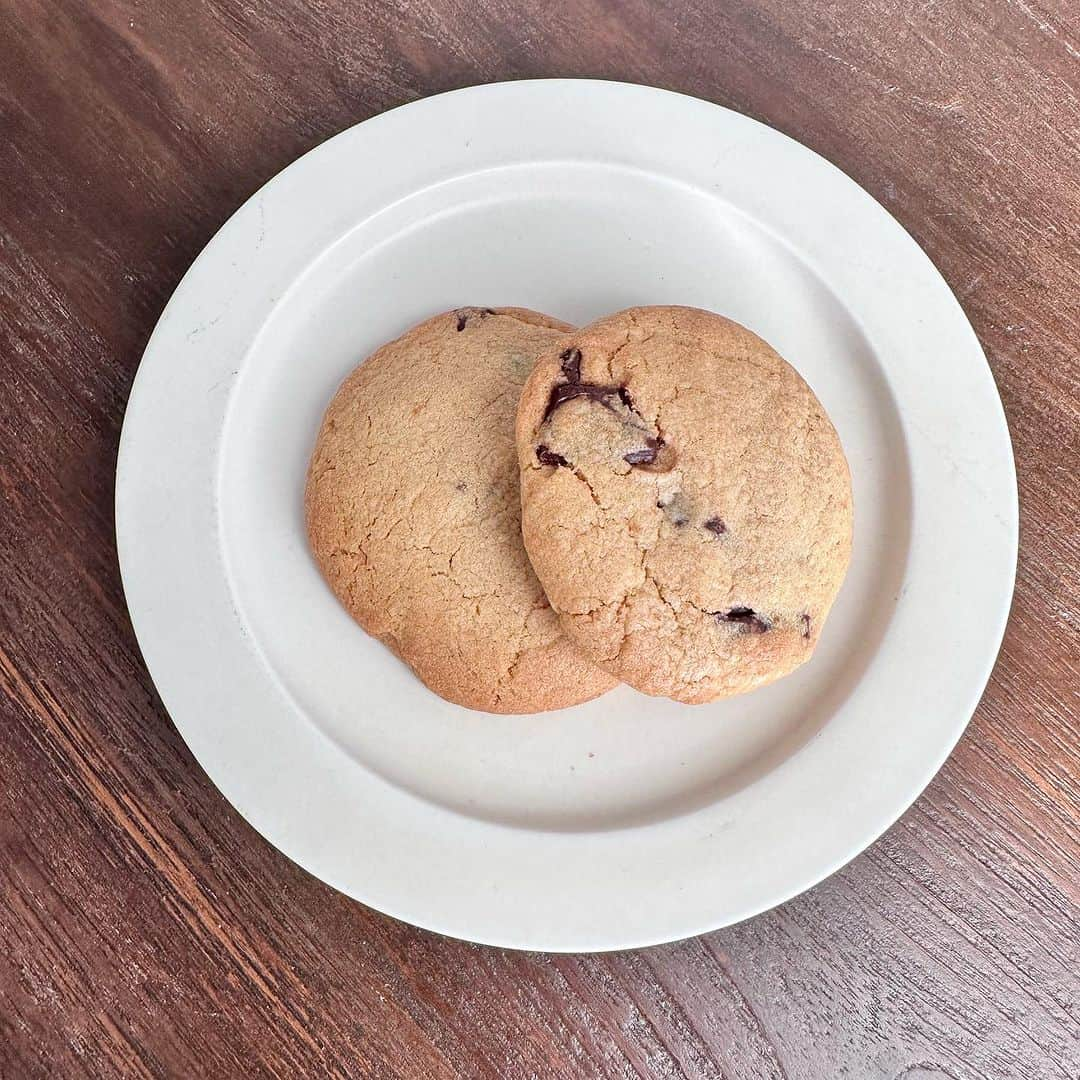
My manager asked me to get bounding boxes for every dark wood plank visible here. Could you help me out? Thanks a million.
[1,0,1077,1077]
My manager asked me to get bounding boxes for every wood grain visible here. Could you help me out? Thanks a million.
[1,0,1077,1077]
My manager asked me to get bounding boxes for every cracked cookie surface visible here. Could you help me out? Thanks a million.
[306,307,617,713]
[515,305,853,704]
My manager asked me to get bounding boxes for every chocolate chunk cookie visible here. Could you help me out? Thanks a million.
[515,306,853,704]
[306,307,617,713]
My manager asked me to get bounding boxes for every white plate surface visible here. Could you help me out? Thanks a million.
[116,80,1017,951]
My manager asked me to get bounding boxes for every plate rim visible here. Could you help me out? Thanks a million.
[116,78,1018,951]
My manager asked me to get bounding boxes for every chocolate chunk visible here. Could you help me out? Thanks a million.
[536,444,570,468]
[801,613,812,639]
[624,436,664,467]
[703,517,726,537]
[630,438,676,473]
[543,348,638,422]
[455,307,496,331]
[559,347,582,382]
[541,353,672,470]
[543,345,649,443]
[714,606,770,633]
[543,380,627,421]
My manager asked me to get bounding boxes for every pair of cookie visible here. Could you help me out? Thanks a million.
[306,305,852,712]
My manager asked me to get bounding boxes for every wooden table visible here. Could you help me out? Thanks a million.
[2,1,1077,1076]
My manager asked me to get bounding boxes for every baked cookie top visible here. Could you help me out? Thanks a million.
[306,307,617,713]
[516,305,853,704]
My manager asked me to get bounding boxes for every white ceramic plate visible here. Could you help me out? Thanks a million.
[116,80,1017,951]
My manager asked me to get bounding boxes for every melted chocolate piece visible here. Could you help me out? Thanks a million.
[544,380,627,420]
[703,517,727,537]
[714,606,770,634]
[542,346,672,470]
[543,347,635,422]
[801,613,812,639]
[559,347,582,382]
[535,444,570,468]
